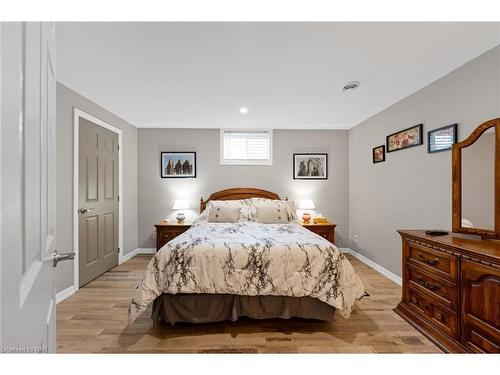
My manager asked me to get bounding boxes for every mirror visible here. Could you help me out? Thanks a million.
[461,128,495,231]
[452,118,499,239]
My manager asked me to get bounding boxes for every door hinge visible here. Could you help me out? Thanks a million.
[118,195,120,202]
[117,144,120,150]
[118,247,120,254]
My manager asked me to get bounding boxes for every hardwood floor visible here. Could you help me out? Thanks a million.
[56,254,441,353]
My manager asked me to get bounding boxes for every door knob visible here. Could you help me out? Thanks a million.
[51,250,75,267]
[79,208,93,214]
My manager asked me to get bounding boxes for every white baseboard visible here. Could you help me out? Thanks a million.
[120,248,156,264]
[340,247,402,286]
[56,285,76,304]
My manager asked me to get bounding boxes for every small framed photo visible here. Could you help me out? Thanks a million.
[386,124,423,153]
[372,145,385,163]
[161,152,196,178]
[293,153,328,180]
[427,123,457,153]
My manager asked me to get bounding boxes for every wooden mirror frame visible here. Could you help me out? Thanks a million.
[452,118,500,239]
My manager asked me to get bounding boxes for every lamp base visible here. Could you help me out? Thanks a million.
[302,212,311,223]
[176,212,186,224]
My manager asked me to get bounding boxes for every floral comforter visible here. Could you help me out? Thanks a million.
[128,222,364,322]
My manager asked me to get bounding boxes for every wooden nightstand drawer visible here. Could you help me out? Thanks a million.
[301,221,336,244]
[155,222,191,251]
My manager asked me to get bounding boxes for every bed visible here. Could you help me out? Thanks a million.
[129,188,364,324]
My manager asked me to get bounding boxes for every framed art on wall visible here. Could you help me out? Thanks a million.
[372,145,385,163]
[293,153,328,180]
[386,124,423,152]
[428,123,457,153]
[161,151,197,178]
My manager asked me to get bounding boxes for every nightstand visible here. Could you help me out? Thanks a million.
[154,221,191,251]
[300,221,336,243]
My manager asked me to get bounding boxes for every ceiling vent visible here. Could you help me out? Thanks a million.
[343,81,360,93]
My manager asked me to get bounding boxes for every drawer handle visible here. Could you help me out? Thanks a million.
[416,275,440,291]
[424,281,440,291]
[418,253,440,265]
[410,296,418,304]
[436,312,445,322]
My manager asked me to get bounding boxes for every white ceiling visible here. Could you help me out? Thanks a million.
[56,22,500,129]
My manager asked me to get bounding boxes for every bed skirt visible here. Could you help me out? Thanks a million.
[151,293,335,324]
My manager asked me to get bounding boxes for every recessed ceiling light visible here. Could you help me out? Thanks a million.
[239,107,248,114]
[343,81,360,93]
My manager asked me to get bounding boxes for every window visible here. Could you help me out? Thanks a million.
[220,129,273,165]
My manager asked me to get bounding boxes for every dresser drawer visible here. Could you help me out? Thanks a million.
[408,287,458,339]
[408,242,458,281]
[408,264,457,308]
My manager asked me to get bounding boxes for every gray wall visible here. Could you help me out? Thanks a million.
[56,83,138,293]
[138,129,349,249]
[348,45,500,277]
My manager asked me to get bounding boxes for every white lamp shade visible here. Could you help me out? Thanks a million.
[172,199,189,210]
[298,199,315,210]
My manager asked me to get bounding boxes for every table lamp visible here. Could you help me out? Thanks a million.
[298,199,315,223]
[172,199,189,223]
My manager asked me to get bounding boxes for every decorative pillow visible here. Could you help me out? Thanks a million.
[255,205,289,224]
[194,199,253,223]
[249,198,298,222]
[208,206,242,223]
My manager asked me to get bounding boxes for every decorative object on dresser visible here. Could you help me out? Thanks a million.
[293,153,328,180]
[154,221,191,251]
[160,151,196,178]
[372,145,385,163]
[395,118,500,353]
[298,199,315,223]
[301,221,336,244]
[386,123,423,152]
[172,199,189,223]
[428,123,458,154]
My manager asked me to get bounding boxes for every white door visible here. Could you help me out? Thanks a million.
[0,22,65,354]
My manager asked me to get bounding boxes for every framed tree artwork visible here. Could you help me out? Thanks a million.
[161,152,197,178]
[293,153,328,180]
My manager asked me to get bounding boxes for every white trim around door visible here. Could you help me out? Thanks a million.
[73,108,124,292]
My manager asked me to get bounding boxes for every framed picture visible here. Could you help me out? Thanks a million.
[386,124,423,153]
[372,145,385,163]
[160,152,196,178]
[293,153,328,180]
[427,123,457,153]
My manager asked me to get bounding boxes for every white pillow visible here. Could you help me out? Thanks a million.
[255,205,289,224]
[208,206,242,223]
[195,199,253,224]
[249,198,298,222]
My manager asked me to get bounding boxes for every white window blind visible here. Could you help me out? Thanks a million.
[220,130,272,165]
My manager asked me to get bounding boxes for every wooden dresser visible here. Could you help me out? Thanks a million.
[300,221,336,243]
[395,230,500,353]
[154,221,191,251]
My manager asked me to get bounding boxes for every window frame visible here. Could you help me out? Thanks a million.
[219,129,273,166]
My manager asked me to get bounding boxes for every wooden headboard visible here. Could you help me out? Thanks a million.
[200,188,282,213]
